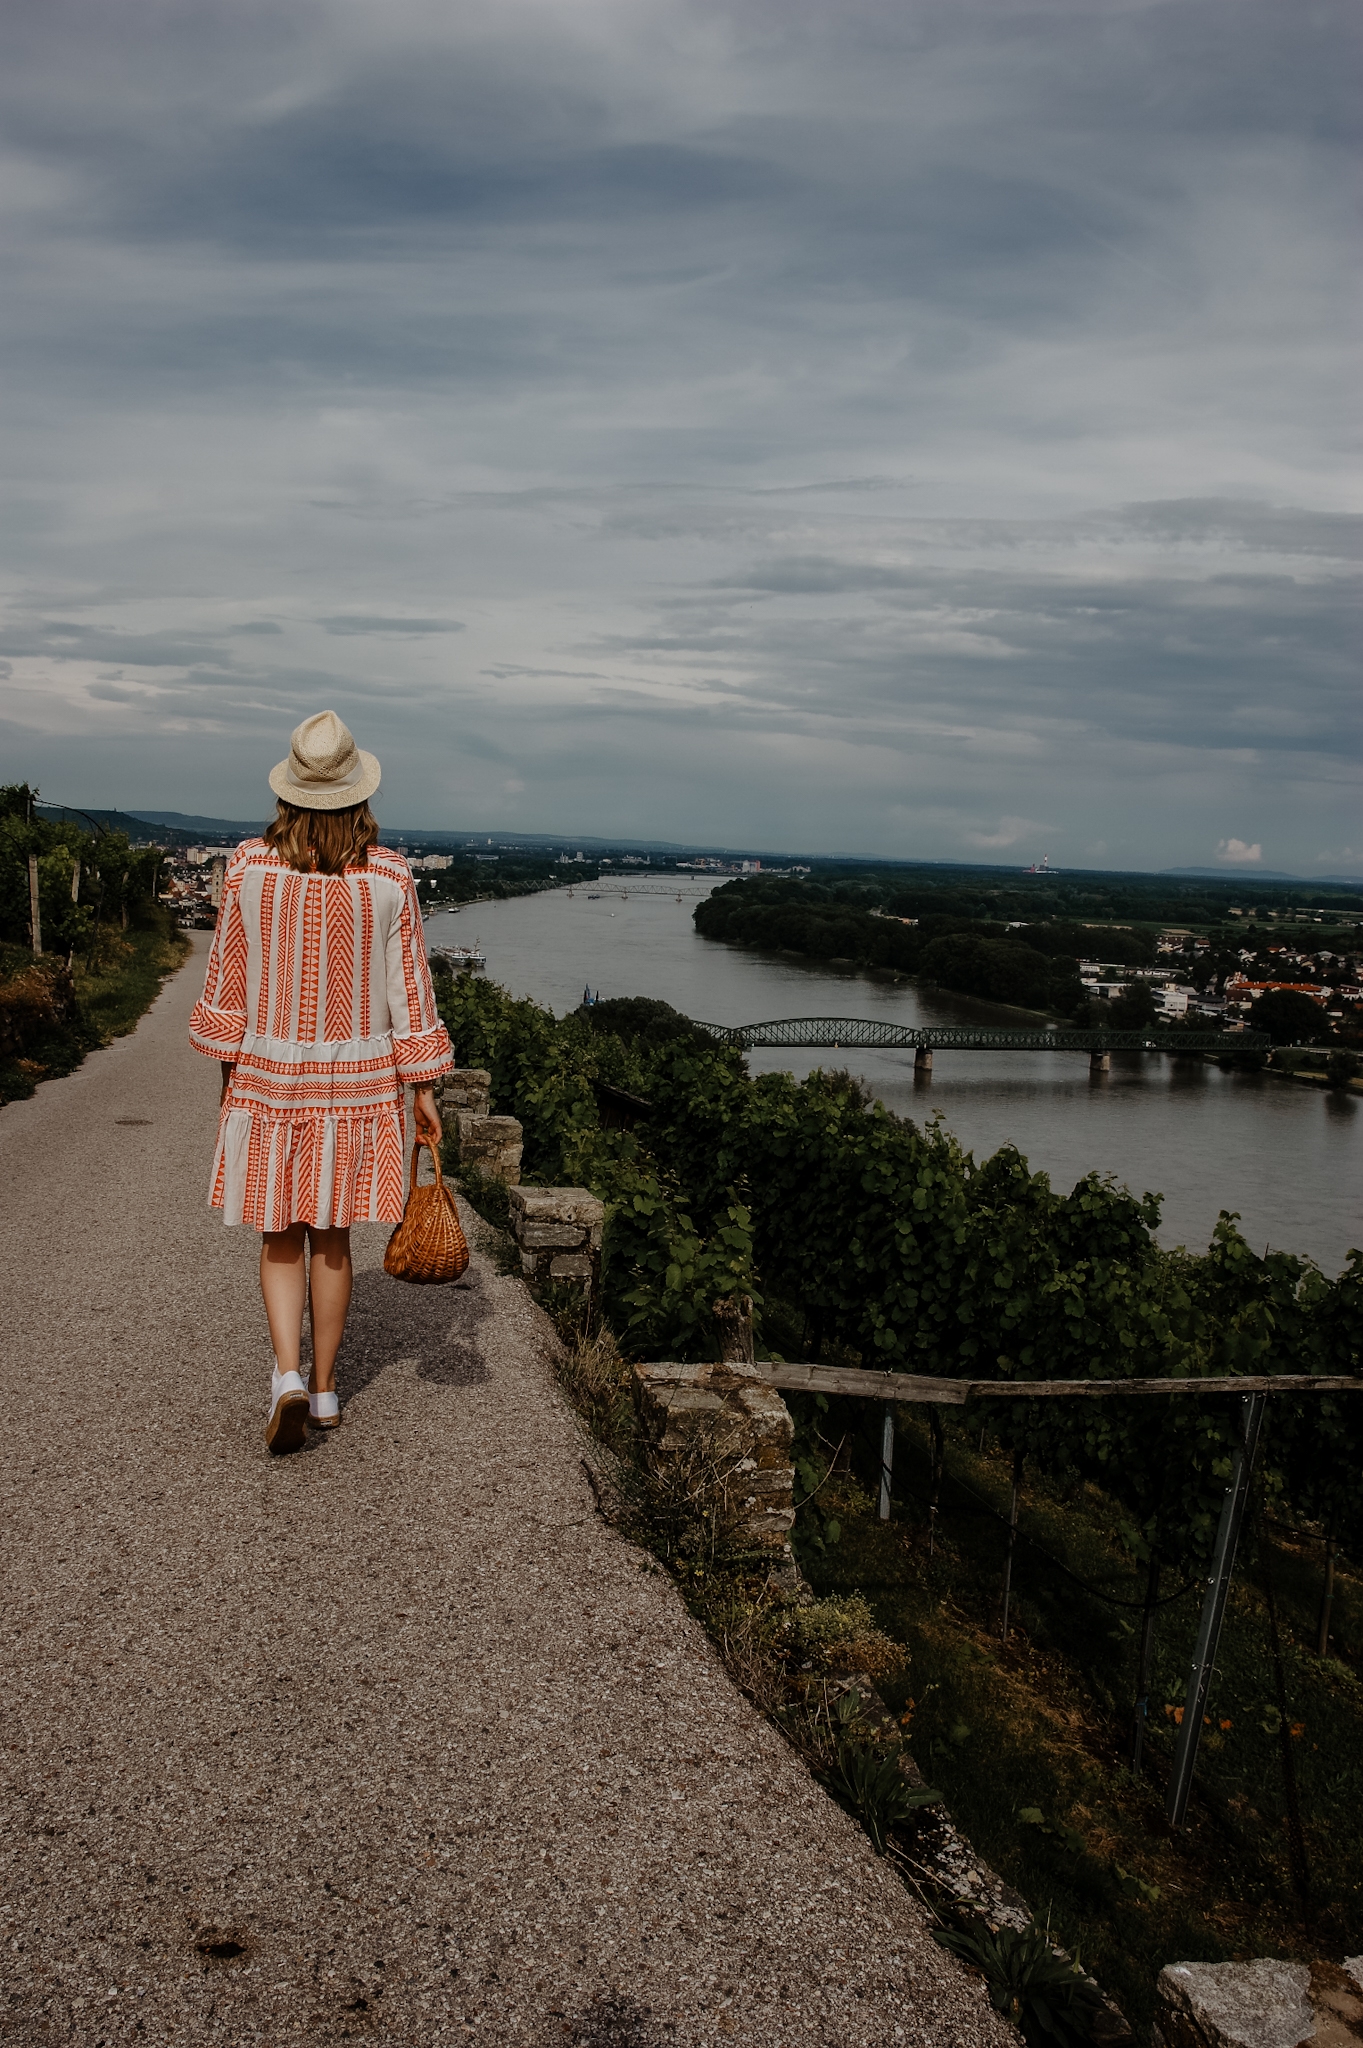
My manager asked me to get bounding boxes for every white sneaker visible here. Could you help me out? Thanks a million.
[309,1389,341,1429]
[266,1365,309,1455]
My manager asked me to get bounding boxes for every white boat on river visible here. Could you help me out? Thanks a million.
[429,942,485,972]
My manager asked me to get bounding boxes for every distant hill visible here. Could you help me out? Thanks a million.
[127,814,697,853]
[34,804,221,847]
[127,809,266,840]
[1162,867,1363,887]
[1160,866,1303,882]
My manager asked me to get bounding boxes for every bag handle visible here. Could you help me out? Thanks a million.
[410,1135,444,1194]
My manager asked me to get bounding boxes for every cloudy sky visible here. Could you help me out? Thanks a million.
[1,0,1358,869]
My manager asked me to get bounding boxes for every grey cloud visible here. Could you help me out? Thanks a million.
[480,667,617,683]
[1096,501,1363,562]
[602,548,1361,769]
[4,43,789,255]
[711,502,1363,577]
[0,621,237,669]
[317,616,465,636]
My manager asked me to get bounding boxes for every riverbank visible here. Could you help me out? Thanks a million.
[1264,1049,1363,1095]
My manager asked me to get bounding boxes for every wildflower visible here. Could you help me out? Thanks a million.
[1219,1719,1232,1732]
[1290,1723,1305,1740]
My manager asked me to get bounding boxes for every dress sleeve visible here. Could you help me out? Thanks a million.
[188,864,249,1060]
[383,862,453,1084]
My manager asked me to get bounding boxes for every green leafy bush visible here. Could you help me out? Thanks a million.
[932,1921,1107,2045]
[815,1686,940,1854]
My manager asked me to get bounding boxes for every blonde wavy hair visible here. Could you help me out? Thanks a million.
[264,799,379,876]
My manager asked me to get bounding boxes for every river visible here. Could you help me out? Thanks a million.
[427,882,1360,1276]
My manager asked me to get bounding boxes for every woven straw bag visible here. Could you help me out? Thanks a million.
[383,1138,470,1285]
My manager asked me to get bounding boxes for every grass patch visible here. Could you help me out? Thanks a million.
[795,1400,1363,2043]
[0,909,188,1105]
[554,1320,635,1454]
[73,911,190,1043]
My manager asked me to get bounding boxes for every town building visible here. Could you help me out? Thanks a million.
[1223,976,1329,1009]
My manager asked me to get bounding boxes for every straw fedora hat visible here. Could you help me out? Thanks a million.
[269,710,381,811]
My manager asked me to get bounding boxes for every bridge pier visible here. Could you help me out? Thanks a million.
[1090,1050,1110,1074]
[914,1047,933,1074]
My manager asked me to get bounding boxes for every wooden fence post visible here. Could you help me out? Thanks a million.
[713,1294,755,1365]
[86,866,102,973]
[28,853,42,955]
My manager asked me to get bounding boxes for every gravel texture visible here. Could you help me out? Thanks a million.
[0,939,1012,2047]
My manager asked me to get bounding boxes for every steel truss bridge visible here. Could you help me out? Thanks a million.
[690,1016,1269,1056]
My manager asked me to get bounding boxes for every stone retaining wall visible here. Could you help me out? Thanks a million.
[509,1186,604,1305]
[437,1067,491,1117]
[631,1358,795,1554]
[434,1069,523,1183]
[455,1112,524,1185]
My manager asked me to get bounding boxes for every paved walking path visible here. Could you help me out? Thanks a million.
[1,941,1008,2048]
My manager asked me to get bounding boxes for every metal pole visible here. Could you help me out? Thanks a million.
[928,1406,944,1556]
[1166,1392,1265,1827]
[1000,1447,1023,1644]
[878,1408,894,1520]
[1132,1551,1161,1773]
[1316,1534,1337,1658]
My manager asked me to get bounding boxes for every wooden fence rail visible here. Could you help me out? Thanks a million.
[764,1362,1363,1403]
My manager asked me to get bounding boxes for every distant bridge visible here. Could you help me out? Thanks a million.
[690,1016,1269,1062]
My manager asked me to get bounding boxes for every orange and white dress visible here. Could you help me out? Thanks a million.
[189,840,452,1230]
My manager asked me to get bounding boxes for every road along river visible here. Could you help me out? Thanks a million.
[428,883,1360,1275]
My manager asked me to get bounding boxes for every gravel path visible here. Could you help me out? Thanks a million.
[0,939,1010,2048]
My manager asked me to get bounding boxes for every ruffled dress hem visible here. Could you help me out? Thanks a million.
[210,1105,407,1230]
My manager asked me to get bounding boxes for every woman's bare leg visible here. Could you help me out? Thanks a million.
[306,1226,353,1393]
[260,1224,309,1375]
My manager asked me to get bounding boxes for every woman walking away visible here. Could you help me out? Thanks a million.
[189,711,453,1453]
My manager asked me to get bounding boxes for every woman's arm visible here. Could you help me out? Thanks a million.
[383,860,454,1086]
[413,1085,441,1146]
[189,870,249,1063]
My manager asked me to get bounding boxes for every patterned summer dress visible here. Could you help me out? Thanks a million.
[189,840,452,1230]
